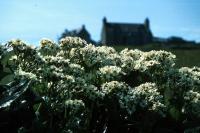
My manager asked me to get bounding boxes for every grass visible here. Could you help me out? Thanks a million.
[111,43,200,68]
[170,49,200,67]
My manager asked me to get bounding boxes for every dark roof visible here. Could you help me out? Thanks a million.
[105,22,145,32]
[71,28,84,34]
[69,26,89,35]
[74,27,84,34]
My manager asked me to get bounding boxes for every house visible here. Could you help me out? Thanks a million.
[59,25,95,44]
[101,17,153,45]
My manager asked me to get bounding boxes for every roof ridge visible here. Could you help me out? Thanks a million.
[106,22,144,26]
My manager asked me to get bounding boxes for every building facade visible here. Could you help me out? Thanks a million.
[101,17,153,45]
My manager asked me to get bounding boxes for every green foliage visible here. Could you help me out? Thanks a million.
[0,38,200,132]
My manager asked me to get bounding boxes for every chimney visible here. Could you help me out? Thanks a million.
[103,17,107,24]
[144,18,150,30]
[82,24,85,29]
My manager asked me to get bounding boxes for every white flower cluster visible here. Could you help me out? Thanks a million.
[133,83,166,115]
[143,50,176,67]
[15,68,37,80]
[101,81,129,96]
[134,50,175,73]
[7,39,26,47]
[6,37,200,125]
[67,63,85,77]
[120,48,142,60]
[183,90,200,117]
[118,83,166,116]
[119,49,175,75]
[65,99,85,109]
[39,38,58,56]
[41,56,85,81]
[98,65,124,82]
[120,49,142,72]
[134,59,160,72]
[40,38,56,48]
[64,99,86,131]
[59,37,87,50]
[101,81,137,114]
[82,84,104,101]
[43,56,70,66]
[165,67,200,100]
[179,67,200,88]
[7,39,37,59]
[74,44,120,68]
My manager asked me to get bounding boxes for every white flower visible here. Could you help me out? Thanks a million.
[7,39,26,47]
[101,81,129,95]
[40,38,55,48]
[98,65,124,82]
[65,99,85,109]
[10,55,18,61]
[68,63,85,76]
[79,44,120,68]
[59,37,87,49]
[119,83,166,115]
[15,68,37,80]
[183,90,200,117]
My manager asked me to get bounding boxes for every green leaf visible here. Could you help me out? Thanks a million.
[0,80,31,109]
[169,107,181,121]
[0,74,14,85]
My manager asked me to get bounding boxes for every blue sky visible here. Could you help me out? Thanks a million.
[0,0,200,45]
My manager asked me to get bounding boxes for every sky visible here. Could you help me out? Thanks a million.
[0,0,200,45]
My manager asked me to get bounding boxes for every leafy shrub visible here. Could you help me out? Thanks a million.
[0,37,200,133]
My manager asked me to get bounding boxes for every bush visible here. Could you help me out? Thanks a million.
[0,37,200,133]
